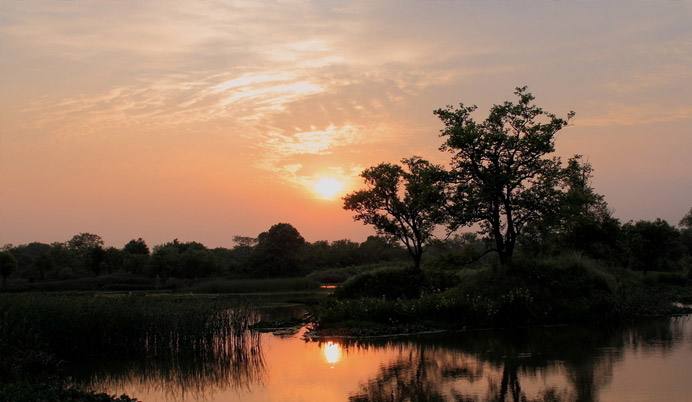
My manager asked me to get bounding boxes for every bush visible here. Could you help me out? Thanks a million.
[317,254,680,331]
[188,277,320,293]
[335,267,424,300]
[422,269,461,293]
[0,384,138,402]
[306,263,404,284]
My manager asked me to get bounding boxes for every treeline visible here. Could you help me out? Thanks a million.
[1,208,691,287]
[0,225,407,284]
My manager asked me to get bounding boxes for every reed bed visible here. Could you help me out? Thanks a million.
[0,293,266,394]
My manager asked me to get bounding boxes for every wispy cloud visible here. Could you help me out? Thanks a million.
[578,104,692,127]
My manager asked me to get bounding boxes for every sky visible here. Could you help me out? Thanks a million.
[1,1,691,248]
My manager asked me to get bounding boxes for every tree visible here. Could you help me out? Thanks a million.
[622,219,685,274]
[434,86,575,264]
[358,236,406,263]
[344,157,447,270]
[679,207,692,258]
[250,223,306,276]
[102,247,124,274]
[66,233,105,275]
[123,238,149,255]
[67,233,104,251]
[0,251,17,288]
[679,207,692,229]
[233,236,257,248]
[521,156,621,259]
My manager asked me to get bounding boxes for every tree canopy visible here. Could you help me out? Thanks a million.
[434,86,575,264]
[343,157,447,269]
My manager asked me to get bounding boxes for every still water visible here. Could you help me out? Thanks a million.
[83,314,692,402]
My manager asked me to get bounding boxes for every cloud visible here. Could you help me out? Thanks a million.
[578,104,692,127]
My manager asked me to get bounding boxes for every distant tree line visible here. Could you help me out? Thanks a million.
[1,206,690,287]
[0,225,408,284]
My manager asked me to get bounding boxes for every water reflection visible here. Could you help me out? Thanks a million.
[73,324,265,401]
[88,315,691,402]
[345,316,690,402]
[323,341,343,366]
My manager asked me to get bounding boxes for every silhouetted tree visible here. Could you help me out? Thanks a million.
[123,238,149,255]
[344,157,447,270]
[521,157,621,259]
[233,236,257,248]
[67,233,104,251]
[435,86,575,264]
[679,207,692,229]
[358,236,406,263]
[150,239,216,279]
[622,219,685,274]
[0,251,17,288]
[102,247,124,274]
[67,233,105,275]
[7,242,52,281]
[679,208,692,259]
[250,223,306,276]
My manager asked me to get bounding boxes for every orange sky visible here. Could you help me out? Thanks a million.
[1,1,691,247]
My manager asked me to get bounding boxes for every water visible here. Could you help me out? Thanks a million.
[82,314,692,402]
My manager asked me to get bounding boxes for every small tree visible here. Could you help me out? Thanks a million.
[434,87,574,264]
[344,157,447,270]
[0,251,17,288]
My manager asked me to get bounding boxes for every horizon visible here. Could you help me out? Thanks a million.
[2,1,691,248]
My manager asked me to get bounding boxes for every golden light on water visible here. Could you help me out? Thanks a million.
[322,341,342,365]
[312,177,344,200]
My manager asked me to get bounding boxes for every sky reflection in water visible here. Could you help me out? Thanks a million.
[89,315,692,402]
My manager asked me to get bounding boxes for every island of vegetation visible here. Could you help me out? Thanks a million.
[1,88,691,401]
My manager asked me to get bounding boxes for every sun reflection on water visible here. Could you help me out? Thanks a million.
[322,341,342,366]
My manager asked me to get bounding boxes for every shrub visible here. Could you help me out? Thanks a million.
[306,263,403,284]
[335,267,424,300]
[0,384,138,402]
[652,272,689,286]
[422,269,461,293]
[188,277,319,293]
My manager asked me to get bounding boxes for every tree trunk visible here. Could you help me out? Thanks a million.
[412,251,422,271]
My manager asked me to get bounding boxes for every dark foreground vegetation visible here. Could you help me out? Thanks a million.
[0,294,262,402]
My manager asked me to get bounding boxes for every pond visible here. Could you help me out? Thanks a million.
[79,312,692,402]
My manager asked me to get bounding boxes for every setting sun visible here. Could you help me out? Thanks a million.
[312,177,344,200]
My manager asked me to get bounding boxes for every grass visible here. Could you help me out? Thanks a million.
[0,293,266,400]
[5,273,157,292]
[5,274,324,294]
[0,293,258,358]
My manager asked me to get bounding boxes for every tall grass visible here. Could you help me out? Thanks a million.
[0,294,265,395]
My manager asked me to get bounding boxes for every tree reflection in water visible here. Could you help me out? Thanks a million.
[347,316,686,402]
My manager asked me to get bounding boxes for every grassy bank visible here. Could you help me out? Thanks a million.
[313,255,692,336]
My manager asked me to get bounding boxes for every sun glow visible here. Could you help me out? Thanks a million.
[312,177,344,200]
[322,341,342,365]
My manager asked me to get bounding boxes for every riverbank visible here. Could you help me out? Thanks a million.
[310,257,692,338]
